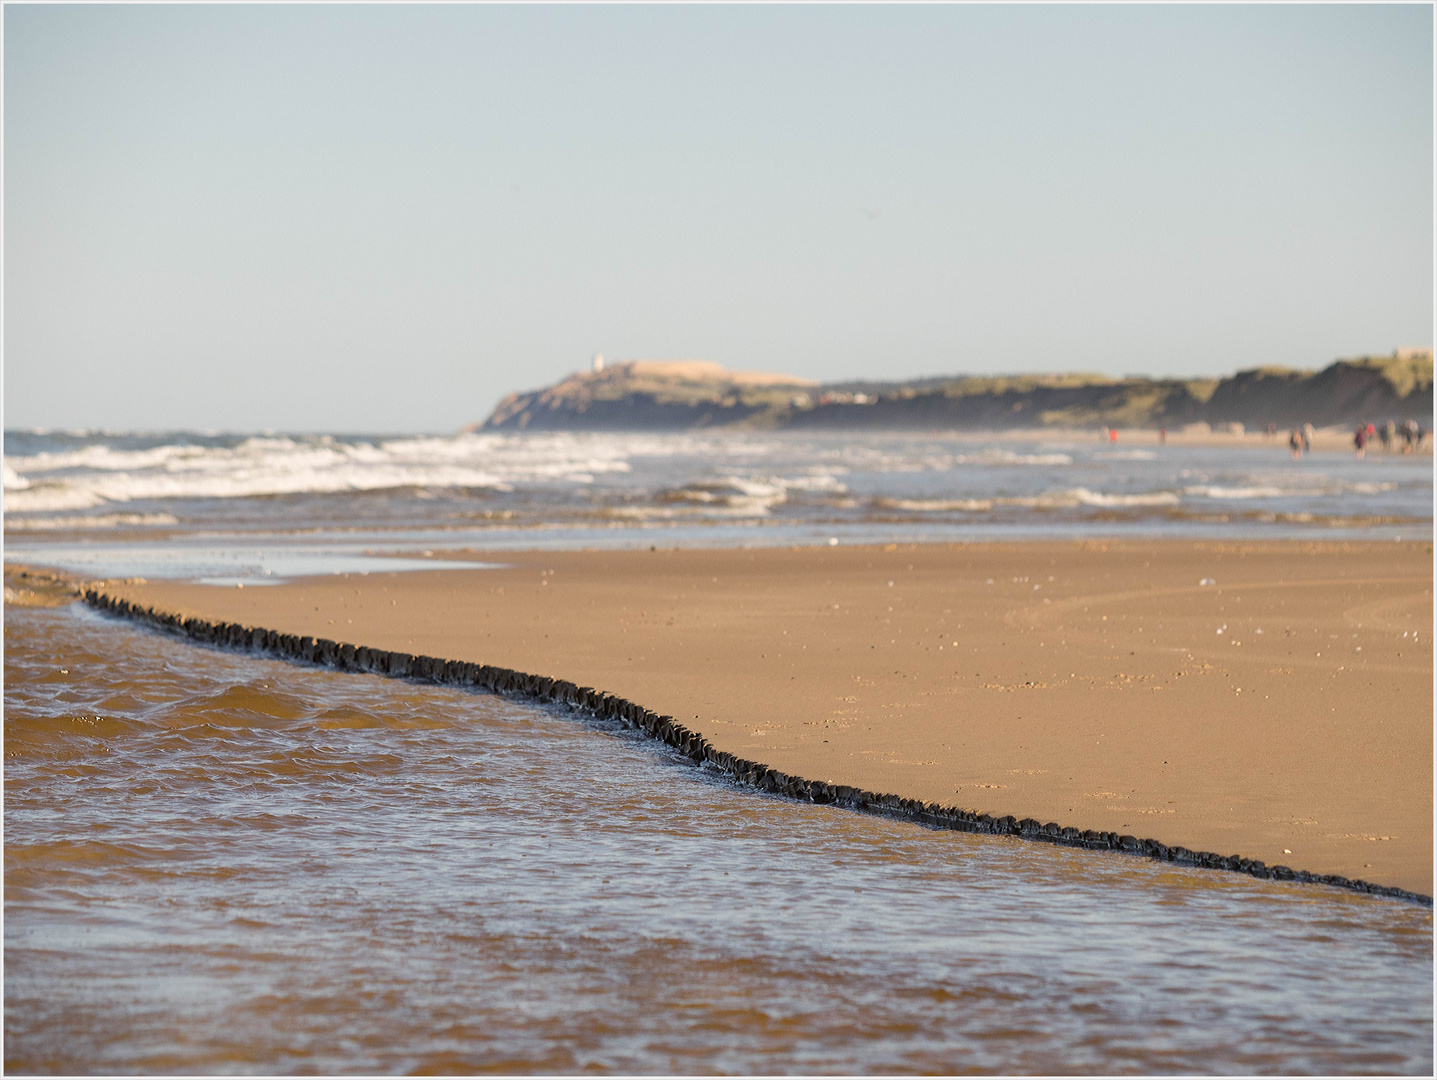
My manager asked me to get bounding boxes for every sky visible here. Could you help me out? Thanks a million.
[5,5,1432,433]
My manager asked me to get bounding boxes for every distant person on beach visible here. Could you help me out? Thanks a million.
[1353,426,1366,459]
[1380,421,1394,452]
[1302,423,1314,454]
[1158,427,1166,444]
[1289,429,1303,460]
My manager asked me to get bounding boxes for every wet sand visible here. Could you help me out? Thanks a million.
[84,540,1432,895]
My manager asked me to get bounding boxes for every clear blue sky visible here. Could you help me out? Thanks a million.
[5,4,1432,432]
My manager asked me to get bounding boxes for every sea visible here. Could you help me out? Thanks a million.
[5,428,1433,1073]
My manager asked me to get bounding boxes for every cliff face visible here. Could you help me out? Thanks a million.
[1198,357,1433,428]
[477,354,1433,432]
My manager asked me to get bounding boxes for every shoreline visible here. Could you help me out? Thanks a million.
[47,538,1433,900]
[872,424,1433,452]
[77,584,1431,905]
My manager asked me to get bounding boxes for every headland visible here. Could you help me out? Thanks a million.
[477,353,1434,433]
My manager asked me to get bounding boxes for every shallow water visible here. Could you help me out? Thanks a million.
[6,602,1432,1074]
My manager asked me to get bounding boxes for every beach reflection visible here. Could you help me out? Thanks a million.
[6,602,1432,1074]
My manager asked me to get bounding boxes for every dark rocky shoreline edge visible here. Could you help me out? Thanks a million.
[83,586,1433,908]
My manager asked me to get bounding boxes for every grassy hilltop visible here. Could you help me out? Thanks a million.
[477,353,1433,432]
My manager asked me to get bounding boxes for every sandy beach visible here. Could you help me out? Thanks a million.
[82,539,1433,896]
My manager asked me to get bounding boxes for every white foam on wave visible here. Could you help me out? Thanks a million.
[6,431,1419,536]
[5,486,110,512]
[1343,481,1400,495]
[879,498,995,513]
[6,512,180,531]
[3,463,31,491]
[4,432,1077,515]
[1186,480,1401,500]
[2,433,653,513]
[880,488,1178,511]
[1069,488,1181,508]
[650,472,850,517]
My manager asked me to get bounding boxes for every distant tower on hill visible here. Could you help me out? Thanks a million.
[592,353,605,373]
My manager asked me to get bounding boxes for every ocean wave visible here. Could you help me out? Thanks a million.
[4,431,1422,539]
[1186,480,1401,500]
[1069,488,1181,508]
[1342,481,1400,495]
[0,434,1089,517]
[876,498,995,513]
[984,489,1180,509]
[651,473,849,517]
[2,433,647,512]
[875,488,1179,512]
[1185,485,1291,500]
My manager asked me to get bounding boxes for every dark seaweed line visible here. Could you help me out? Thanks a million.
[83,587,1432,907]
